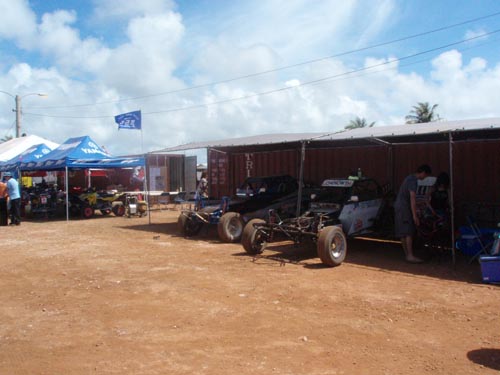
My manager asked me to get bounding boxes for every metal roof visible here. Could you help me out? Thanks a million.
[152,117,500,153]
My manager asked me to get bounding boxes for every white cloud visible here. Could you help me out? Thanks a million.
[431,50,465,82]
[464,28,489,42]
[91,0,176,20]
[0,0,37,49]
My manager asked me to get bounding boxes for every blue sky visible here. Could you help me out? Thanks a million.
[1,0,500,157]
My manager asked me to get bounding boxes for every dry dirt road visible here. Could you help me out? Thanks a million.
[0,209,499,375]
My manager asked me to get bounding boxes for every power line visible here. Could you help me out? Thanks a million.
[27,10,500,110]
[22,28,500,120]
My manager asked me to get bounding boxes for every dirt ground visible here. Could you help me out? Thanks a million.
[0,208,499,375]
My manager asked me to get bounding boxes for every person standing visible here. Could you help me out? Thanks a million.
[4,172,21,226]
[394,164,432,263]
[0,177,8,226]
[196,172,208,199]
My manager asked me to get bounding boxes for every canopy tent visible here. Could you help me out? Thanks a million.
[17,135,145,221]
[0,143,53,172]
[0,135,59,162]
[67,157,145,169]
[19,136,112,170]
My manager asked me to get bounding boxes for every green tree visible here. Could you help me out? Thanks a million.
[405,102,440,124]
[0,135,12,143]
[345,117,375,130]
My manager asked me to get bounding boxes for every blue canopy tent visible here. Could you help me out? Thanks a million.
[19,136,145,221]
[0,143,53,176]
[19,136,113,170]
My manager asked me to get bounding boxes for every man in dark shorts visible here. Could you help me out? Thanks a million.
[394,164,432,263]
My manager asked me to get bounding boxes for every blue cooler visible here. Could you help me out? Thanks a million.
[479,255,500,284]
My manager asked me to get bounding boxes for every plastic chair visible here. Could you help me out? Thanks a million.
[466,215,494,263]
[158,192,170,210]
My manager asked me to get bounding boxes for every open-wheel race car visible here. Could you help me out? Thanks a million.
[177,175,305,242]
[241,177,386,266]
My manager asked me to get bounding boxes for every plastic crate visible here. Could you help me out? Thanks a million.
[479,255,500,284]
[456,226,496,256]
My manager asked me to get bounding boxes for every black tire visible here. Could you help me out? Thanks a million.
[177,214,203,237]
[217,212,244,242]
[317,226,347,267]
[81,204,94,219]
[112,204,126,217]
[241,218,267,255]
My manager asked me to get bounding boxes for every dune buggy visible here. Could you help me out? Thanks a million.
[177,175,305,242]
[241,177,386,266]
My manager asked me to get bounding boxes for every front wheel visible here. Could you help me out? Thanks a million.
[177,214,203,237]
[241,219,267,255]
[218,212,244,242]
[317,226,347,267]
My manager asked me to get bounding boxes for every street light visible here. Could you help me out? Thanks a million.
[0,91,48,138]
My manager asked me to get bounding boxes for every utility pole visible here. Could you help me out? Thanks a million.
[15,95,21,138]
[0,92,47,138]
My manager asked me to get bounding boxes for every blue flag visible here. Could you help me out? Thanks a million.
[115,110,142,130]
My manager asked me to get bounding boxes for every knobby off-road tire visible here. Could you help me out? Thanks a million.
[81,204,94,219]
[241,218,267,255]
[218,212,244,242]
[317,226,347,267]
[112,204,126,217]
[177,214,203,237]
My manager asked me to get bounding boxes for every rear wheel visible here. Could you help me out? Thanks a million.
[81,204,94,219]
[177,214,203,237]
[112,204,126,217]
[218,212,244,242]
[317,226,347,266]
[242,219,267,255]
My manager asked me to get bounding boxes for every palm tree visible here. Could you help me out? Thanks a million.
[345,117,375,130]
[405,102,440,124]
[0,135,13,143]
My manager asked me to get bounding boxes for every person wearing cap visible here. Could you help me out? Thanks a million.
[4,172,21,225]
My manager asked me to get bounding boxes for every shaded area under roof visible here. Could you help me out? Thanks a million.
[153,117,500,153]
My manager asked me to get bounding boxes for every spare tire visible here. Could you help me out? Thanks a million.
[217,212,244,242]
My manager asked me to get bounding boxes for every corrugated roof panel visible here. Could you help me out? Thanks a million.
[152,117,500,153]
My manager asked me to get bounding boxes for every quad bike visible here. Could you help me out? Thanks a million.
[24,186,64,219]
[70,188,125,218]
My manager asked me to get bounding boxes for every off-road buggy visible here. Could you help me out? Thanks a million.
[241,177,386,266]
[177,175,305,242]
